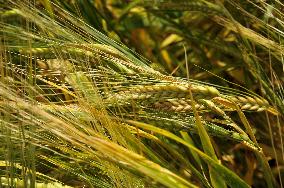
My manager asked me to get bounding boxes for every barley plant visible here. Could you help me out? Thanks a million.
[0,0,283,187]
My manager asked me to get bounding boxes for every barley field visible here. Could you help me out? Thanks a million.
[0,0,283,187]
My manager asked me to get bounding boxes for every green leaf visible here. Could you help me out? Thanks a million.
[127,120,250,188]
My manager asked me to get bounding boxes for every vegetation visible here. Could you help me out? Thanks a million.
[0,0,283,187]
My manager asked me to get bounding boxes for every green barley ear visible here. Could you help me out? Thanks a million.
[127,120,249,188]
[143,0,225,16]
[65,72,103,108]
